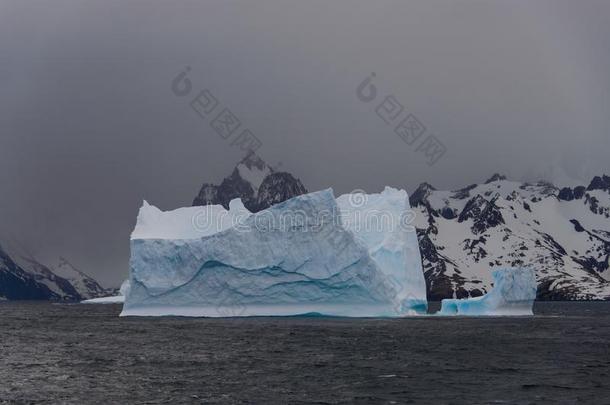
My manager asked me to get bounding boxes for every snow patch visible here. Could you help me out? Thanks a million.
[237,162,271,193]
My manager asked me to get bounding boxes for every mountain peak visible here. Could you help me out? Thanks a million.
[420,182,437,191]
[409,182,436,207]
[484,173,507,184]
[235,153,273,193]
[254,172,308,211]
[0,241,108,300]
[587,175,610,192]
[239,152,270,172]
[193,154,308,212]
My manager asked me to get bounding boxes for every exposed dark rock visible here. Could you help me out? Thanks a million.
[573,256,609,277]
[585,194,600,215]
[536,278,592,301]
[0,246,58,300]
[254,172,308,212]
[484,173,507,184]
[440,207,456,220]
[558,187,574,201]
[536,181,559,197]
[193,153,308,212]
[462,237,488,262]
[458,196,504,234]
[587,175,610,192]
[570,219,585,233]
[573,186,586,199]
[192,183,219,207]
[17,257,81,300]
[409,182,436,207]
[452,184,477,200]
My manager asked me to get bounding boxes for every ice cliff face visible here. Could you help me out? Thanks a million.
[336,188,427,313]
[123,188,425,317]
[439,267,536,316]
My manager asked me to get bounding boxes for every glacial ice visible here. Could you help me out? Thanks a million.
[336,187,427,313]
[81,279,130,304]
[121,188,425,317]
[438,267,536,316]
[130,199,250,240]
[81,295,124,304]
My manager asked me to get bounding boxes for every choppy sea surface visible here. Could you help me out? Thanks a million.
[1,302,609,404]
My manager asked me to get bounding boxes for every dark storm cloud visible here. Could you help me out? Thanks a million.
[1,0,609,285]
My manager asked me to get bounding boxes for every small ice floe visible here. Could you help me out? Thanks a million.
[438,267,536,316]
[81,280,129,304]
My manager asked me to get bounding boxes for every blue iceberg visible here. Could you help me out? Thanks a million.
[121,188,426,317]
[439,267,536,316]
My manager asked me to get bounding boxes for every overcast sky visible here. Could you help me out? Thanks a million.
[1,0,609,286]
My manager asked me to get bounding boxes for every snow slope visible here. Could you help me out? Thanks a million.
[53,257,107,299]
[0,244,58,300]
[413,174,610,300]
[0,240,107,300]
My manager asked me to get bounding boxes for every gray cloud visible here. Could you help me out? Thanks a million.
[1,0,608,286]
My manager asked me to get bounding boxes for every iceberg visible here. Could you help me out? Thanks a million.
[81,295,124,304]
[438,267,536,316]
[121,187,426,317]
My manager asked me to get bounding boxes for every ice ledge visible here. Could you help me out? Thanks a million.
[121,303,403,318]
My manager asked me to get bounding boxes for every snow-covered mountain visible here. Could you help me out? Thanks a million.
[0,241,108,300]
[53,257,107,299]
[0,244,57,300]
[411,174,610,300]
[192,153,307,212]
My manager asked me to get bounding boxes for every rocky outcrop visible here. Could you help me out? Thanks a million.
[413,174,610,301]
[193,153,308,212]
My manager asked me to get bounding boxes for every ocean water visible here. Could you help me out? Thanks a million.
[0,302,609,404]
